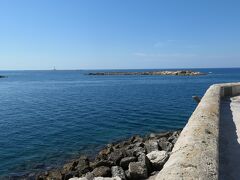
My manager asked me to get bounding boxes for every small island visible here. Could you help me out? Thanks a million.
[88,70,206,76]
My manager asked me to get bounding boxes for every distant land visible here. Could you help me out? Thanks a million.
[88,70,206,76]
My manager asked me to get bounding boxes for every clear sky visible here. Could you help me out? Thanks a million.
[0,0,240,70]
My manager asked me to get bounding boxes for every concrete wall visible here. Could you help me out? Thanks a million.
[156,82,240,180]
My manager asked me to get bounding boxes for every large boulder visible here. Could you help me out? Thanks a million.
[120,157,137,170]
[111,166,126,180]
[146,151,169,170]
[129,162,148,180]
[138,153,152,172]
[144,140,159,153]
[108,150,123,165]
[92,166,111,177]
[158,140,173,152]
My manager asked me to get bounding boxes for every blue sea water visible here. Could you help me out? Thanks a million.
[0,68,240,177]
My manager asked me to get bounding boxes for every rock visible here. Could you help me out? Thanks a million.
[62,172,74,180]
[168,131,180,144]
[138,153,152,172]
[62,171,80,180]
[127,142,144,150]
[108,150,123,165]
[146,151,169,170]
[125,170,131,180]
[92,166,111,177]
[144,140,159,153]
[149,133,157,139]
[129,135,144,143]
[120,157,137,170]
[0,75,6,78]
[46,170,62,180]
[114,140,130,149]
[93,177,121,180]
[126,146,146,157]
[111,166,126,180]
[99,145,114,157]
[76,156,92,174]
[158,140,173,152]
[35,130,181,180]
[129,162,148,180]
[62,160,78,173]
[90,160,114,168]
[85,172,94,180]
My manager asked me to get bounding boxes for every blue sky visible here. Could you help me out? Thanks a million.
[0,0,240,70]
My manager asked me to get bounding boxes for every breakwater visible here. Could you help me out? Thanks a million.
[88,70,205,76]
[156,82,240,180]
[35,130,181,180]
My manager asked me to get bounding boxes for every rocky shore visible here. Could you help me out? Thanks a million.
[35,130,181,180]
[88,70,206,76]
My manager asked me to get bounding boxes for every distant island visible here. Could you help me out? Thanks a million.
[88,70,206,76]
[0,75,6,78]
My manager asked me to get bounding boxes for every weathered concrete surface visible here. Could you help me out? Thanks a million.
[156,82,240,180]
[156,85,221,180]
[219,96,240,180]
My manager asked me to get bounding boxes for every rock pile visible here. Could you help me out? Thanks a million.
[36,130,181,180]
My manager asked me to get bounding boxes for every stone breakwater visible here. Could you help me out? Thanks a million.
[36,130,181,180]
[88,70,206,76]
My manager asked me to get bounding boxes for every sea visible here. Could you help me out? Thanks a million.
[0,68,239,177]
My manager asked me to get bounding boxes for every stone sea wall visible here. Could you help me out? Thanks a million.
[35,130,181,180]
[156,82,240,180]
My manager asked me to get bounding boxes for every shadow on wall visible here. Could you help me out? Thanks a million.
[219,97,240,180]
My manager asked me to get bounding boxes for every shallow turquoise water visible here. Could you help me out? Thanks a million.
[0,68,239,176]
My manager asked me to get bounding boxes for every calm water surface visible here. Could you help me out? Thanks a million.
[0,68,239,176]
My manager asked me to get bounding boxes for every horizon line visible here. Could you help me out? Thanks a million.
[0,67,240,71]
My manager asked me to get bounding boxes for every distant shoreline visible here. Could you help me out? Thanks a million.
[88,70,206,76]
